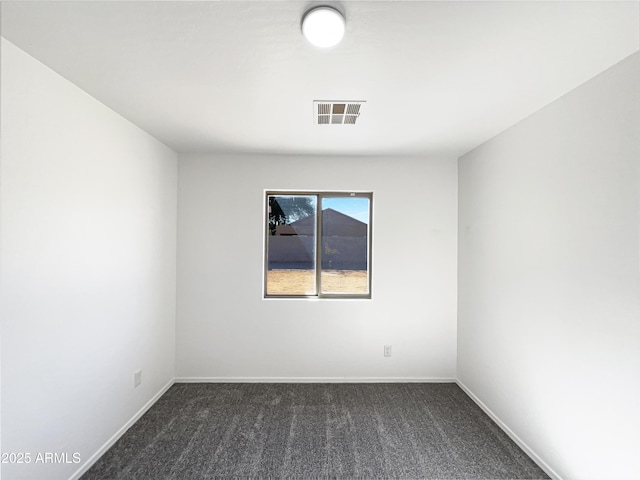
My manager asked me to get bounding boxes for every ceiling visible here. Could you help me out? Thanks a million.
[2,1,639,157]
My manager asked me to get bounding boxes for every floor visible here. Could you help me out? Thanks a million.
[82,383,550,479]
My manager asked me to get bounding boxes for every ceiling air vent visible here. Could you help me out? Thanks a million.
[314,100,365,125]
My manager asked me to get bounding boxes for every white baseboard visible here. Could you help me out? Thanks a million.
[68,379,175,480]
[175,376,456,383]
[456,380,561,480]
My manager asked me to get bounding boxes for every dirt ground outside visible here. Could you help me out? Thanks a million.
[266,269,368,295]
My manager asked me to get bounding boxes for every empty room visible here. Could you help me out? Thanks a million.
[1,1,638,479]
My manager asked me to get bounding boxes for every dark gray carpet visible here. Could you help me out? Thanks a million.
[82,383,549,479]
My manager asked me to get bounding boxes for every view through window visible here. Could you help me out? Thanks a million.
[265,192,372,298]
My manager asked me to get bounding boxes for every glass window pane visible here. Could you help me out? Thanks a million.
[266,195,317,295]
[320,196,370,295]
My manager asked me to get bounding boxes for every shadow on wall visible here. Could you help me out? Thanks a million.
[268,236,368,270]
[268,208,368,270]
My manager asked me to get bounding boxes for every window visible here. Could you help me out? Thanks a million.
[265,192,372,298]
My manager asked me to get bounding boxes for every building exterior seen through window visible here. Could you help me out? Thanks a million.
[265,192,372,298]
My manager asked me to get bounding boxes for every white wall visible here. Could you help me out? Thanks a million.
[0,39,177,480]
[177,154,457,380]
[458,52,640,480]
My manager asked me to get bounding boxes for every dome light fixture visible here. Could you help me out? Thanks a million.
[302,6,345,48]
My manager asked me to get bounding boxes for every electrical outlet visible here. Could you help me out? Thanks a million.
[384,345,392,357]
[134,369,142,387]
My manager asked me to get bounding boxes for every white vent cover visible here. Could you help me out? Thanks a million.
[314,101,365,125]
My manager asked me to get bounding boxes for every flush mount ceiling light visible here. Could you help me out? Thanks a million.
[302,6,345,48]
